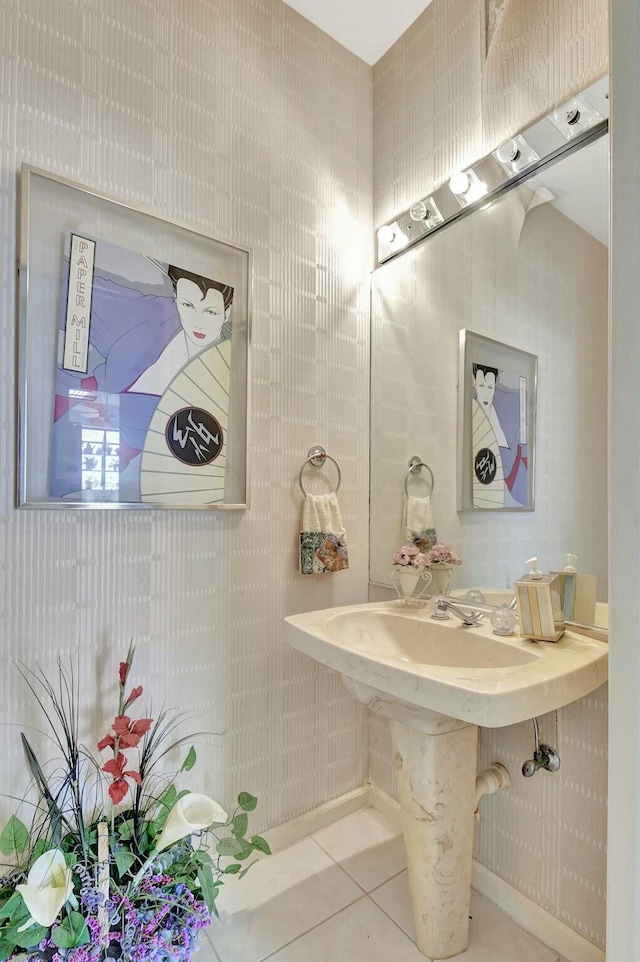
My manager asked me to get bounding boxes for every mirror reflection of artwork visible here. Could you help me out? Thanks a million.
[471,362,528,508]
[50,233,234,504]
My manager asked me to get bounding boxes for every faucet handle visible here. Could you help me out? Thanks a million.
[430,596,450,619]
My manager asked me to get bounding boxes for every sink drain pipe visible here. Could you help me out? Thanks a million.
[474,763,510,817]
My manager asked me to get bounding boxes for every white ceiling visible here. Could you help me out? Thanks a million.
[281,0,434,65]
[529,136,609,247]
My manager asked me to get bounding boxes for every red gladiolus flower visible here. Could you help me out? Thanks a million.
[112,715,153,748]
[97,733,115,751]
[123,685,143,711]
[102,751,142,805]
[108,778,131,806]
[119,661,130,686]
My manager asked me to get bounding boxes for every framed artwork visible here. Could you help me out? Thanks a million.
[457,329,537,511]
[17,165,251,509]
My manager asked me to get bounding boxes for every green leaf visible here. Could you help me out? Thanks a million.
[181,746,197,772]
[159,784,177,811]
[114,849,136,879]
[0,816,29,856]
[52,911,90,949]
[0,937,15,961]
[13,923,48,948]
[193,850,213,866]
[117,818,135,841]
[237,792,257,812]
[196,863,216,914]
[216,837,244,857]
[31,837,53,862]
[250,835,271,855]
[0,892,24,921]
[235,839,256,861]
[224,863,241,874]
[232,813,248,839]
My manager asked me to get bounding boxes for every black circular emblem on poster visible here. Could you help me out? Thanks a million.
[474,447,497,485]
[165,407,223,466]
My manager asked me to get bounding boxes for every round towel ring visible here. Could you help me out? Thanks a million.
[299,446,342,496]
[404,456,434,498]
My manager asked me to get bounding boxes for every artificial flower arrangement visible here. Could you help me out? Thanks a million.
[392,544,430,569]
[422,542,462,567]
[0,645,268,962]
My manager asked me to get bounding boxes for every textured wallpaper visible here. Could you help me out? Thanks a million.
[0,0,372,832]
[483,0,609,151]
[372,0,485,229]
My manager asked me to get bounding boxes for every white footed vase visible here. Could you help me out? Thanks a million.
[428,562,454,596]
[391,565,432,605]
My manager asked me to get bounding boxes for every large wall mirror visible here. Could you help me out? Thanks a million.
[370,81,609,626]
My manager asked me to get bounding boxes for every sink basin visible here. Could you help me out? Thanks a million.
[284,601,608,729]
[284,600,608,959]
[326,609,538,669]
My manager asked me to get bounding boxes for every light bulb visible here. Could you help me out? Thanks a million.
[495,139,521,164]
[553,99,581,126]
[449,171,470,196]
[409,200,430,222]
[377,224,396,245]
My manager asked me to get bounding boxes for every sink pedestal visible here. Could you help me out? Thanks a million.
[390,717,478,960]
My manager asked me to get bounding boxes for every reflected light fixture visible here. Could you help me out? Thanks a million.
[374,75,608,266]
[550,96,603,140]
[493,135,539,175]
[377,221,408,251]
[448,168,487,207]
[408,196,443,230]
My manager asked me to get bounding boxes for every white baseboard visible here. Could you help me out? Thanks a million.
[471,860,605,962]
[366,784,605,962]
[262,786,369,854]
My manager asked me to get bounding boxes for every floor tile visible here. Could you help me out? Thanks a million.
[371,871,558,962]
[209,836,362,962]
[266,896,431,962]
[311,807,407,892]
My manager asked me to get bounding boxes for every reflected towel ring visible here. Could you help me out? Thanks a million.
[299,445,342,496]
[404,456,434,497]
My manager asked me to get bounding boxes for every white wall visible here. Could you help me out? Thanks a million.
[607,0,640,957]
[0,0,372,831]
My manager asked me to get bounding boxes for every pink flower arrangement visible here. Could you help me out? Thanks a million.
[392,543,430,569]
[423,542,462,566]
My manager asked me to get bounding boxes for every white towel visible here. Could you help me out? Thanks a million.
[300,492,349,575]
[403,494,437,551]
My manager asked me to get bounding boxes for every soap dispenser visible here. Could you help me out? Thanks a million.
[514,557,565,642]
[550,554,597,625]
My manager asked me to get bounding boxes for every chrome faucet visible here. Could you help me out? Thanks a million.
[431,597,484,627]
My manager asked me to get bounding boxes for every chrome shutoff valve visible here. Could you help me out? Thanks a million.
[522,717,561,776]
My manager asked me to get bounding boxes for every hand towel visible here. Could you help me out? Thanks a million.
[300,492,349,574]
[403,494,437,552]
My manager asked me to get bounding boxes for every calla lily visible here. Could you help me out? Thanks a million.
[155,792,227,853]
[16,848,73,929]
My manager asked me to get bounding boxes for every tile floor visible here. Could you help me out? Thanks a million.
[202,807,568,962]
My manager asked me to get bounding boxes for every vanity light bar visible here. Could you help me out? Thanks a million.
[376,77,609,266]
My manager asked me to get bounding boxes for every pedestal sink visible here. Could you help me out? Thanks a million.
[284,601,608,960]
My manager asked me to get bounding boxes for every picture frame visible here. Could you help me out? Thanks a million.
[457,329,537,511]
[17,165,251,510]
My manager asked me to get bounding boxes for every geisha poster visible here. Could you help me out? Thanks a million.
[471,361,528,508]
[50,233,234,504]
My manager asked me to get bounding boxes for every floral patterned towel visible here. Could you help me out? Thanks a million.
[403,494,437,552]
[299,493,349,574]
